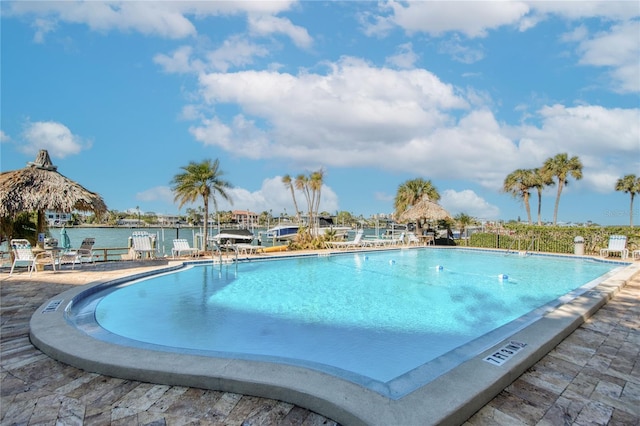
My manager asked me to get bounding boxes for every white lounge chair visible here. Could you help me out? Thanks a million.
[363,233,395,247]
[600,235,628,259]
[9,239,56,276]
[390,232,406,246]
[407,232,421,246]
[60,238,96,269]
[325,230,364,250]
[131,232,156,260]
[232,243,261,255]
[172,239,198,258]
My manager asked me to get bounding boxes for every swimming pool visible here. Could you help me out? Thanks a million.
[29,247,640,425]
[66,248,621,399]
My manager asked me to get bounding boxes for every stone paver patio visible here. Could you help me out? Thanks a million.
[1,259,638,425]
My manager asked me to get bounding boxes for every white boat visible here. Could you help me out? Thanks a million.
[259,224,300,243]
[208,228,255,245]
[259,216,350,244]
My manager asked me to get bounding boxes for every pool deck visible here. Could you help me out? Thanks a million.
[1,254,639,425]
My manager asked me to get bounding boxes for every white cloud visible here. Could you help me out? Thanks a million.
[0,130,11,143]
[440,189,501,220]
[206,35,271,72]
[374,1,531,38]
[193,57,468,167]
[136,186,174,204]
[573,20,640,93]
[20,121,90,158]
[154,46,204,74]
[6,1,298,41]
[385,42,419,69]
[248,14,313,49]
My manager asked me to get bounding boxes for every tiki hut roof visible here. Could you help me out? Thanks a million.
[0,150,107,218]
[397,196,451,223]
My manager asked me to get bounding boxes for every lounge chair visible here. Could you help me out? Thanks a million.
[9,239,56,276]
[60,238,96,269]
[325,230,364,250]
[363,233,395,247]
[407,232,421,246]
[390,232,406,246]
[131,232,156,260]
[600,235,628,259]
[172,239,198,258]
[232,243,261,255]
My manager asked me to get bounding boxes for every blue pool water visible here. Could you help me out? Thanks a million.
[76,249,621,398]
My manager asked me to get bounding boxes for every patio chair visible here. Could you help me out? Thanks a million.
[172,238,198,258]
[600,235,628,259]
[407,232,421,246]
[325,230,364,250]
[60,238,96,269]
[131,232,156,260]
[9,239,56,276]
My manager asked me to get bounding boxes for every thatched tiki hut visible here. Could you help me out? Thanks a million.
[0,149,107,245]
[397,196,452,235]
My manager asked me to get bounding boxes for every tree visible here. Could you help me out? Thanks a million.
[394,178,440,216]
[292,169,325,237]
[282,175,301,223]
[615,174,640,227]
[454,213,475,245]
[503,169,537,224]
[394,178,440,235]
[171,159,233,251]
[531,168,554,225]
[542,153,583,225]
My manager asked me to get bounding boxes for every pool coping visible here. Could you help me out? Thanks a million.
[29,250,639,426]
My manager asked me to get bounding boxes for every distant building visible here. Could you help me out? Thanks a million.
[45,211,72,227]
[232,210,259,226]
[117,218,145,227]
[156,214,181,226]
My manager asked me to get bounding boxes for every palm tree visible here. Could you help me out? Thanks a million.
[615,174,640,227]
[394,178,440,216]
[292,170,325,236]
[282,174,301,223]
[542,153,583,225]
[394,178,440,235]
[531,168,554,225]
[454,213,475,245]
[309,169,324,233]
[502,169,538,224]
[171,159,233,251]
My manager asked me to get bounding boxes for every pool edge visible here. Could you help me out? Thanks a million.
[29,257,640,426]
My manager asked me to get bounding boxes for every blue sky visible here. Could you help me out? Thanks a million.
[1,1,639,225]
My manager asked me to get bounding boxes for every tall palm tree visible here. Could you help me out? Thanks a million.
[171,159,233,251]
[295,173,310,223]
[394,178,440,216]
[292,170,325,236]
[542,153,583,225]
[531,168,554,225]
[310,169,325,232]
[282,174,301,223]
[615,174,640,227]
[503,169,537,224]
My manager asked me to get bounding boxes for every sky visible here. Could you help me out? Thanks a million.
[1,1,639,226]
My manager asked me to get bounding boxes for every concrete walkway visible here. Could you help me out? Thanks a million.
[1,260,638,425]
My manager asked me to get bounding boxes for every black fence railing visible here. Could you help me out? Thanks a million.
[466,225,639,256]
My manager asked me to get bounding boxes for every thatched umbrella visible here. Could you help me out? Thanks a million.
[397,197,451,231]
[0,149,107,245]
